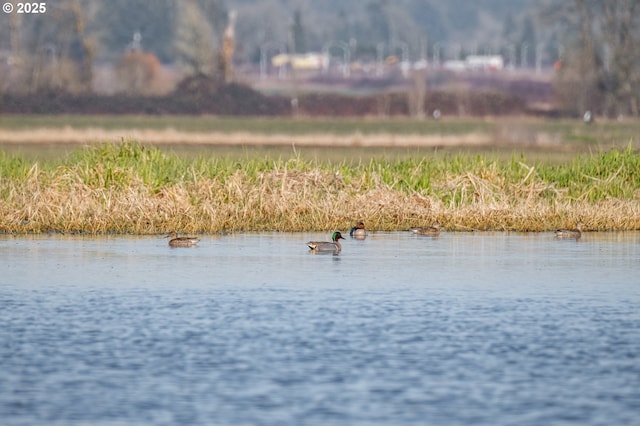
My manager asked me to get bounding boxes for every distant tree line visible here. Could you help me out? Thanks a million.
[0,0,638,117]
[0,0,229,94]
[545,0,640,117]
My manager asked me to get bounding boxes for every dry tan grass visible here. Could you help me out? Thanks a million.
[0,127,493,147]
[2,163,638,234]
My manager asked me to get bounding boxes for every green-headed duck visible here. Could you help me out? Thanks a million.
[307,231,345,252]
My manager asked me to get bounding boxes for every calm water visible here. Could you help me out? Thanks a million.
[1,231,639,426]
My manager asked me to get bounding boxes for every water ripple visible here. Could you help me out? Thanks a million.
[1,233,639,425]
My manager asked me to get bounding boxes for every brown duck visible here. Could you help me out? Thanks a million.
[410,222,442,237]
[349,222,368,239]
[555,222,585,240]
[165,231,200,247]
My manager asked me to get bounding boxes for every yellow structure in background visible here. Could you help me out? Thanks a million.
[271,53,326,70]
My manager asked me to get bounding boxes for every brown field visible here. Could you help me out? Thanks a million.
[0,127,494,148]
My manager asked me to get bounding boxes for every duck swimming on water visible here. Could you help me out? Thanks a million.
[349,221,367,239]
[165,231,200,247]
[555,222,585,240]
[307,231,345,253]
[410,222,441,237]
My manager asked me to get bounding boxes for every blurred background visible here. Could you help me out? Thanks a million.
[0,0,638,119]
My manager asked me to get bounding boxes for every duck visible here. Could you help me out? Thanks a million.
[555,222,585,240]
[307,231,345,253]
[410,222,441,237]
[165,231,200,247]
[349,221,367,239]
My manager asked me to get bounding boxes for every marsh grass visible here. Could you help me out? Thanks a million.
[1,141,639,234]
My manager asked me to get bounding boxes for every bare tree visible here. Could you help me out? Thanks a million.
[60,0,96,92]
[547,0,640,117]
[1,0,97,93]
[0,2,23,93]
[219,10,237,84]
[173,0,217,76]
[600,0,640,116]
[116,50,164,95]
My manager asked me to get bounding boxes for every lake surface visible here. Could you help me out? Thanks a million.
[1,231,639,425]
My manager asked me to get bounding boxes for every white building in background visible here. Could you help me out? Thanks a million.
[442,60,467,71]
[464,55,504,71]
[439,55,506,72]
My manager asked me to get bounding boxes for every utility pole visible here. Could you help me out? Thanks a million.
[288,20,300,117]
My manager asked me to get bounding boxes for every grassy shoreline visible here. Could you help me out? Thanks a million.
[1,142,639,234]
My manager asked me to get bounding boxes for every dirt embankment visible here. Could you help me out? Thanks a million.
[0,79,528,117]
